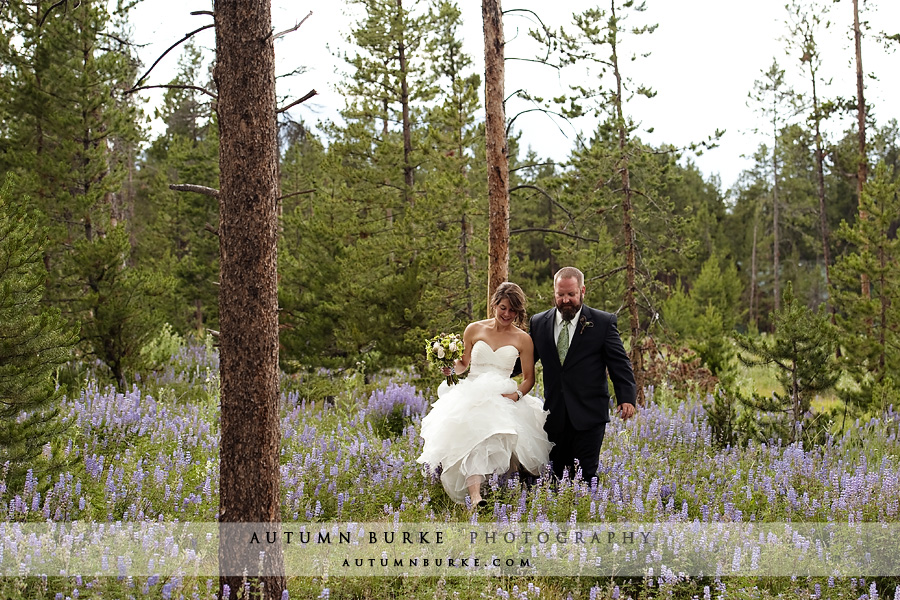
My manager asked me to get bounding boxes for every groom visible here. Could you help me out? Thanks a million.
[530,267,636,483]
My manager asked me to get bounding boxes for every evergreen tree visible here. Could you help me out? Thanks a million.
[0,0,164,388]
[134,43,220,333]
[661,253,742,382]
[283,0,488,371]
[70,225,174,389]
[736,282,840,445]
[784,0,840,315]
[748,59,794,313]
[0,178,78,485]
[532,0,714,403]
[831,163,900,415]
[278,125,347,368]
[724,151,771,331]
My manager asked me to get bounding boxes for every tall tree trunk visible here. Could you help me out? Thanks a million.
[398,0,414,205]
[461,212,473,320]
[772,131,780,313]
[610,1,644,406]
[879,244,887,371]
[852,0,870,301]
[810,79,835,324]
[214,2,286,598]
[482,0,509,306]
[750,205,759,329]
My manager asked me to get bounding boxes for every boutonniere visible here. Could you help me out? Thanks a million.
[578,315,593,334]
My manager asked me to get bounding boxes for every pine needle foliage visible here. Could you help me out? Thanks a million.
[0,177,78,485]
[736,282,840,445]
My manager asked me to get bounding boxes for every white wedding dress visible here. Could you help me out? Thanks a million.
[417,340,553,504]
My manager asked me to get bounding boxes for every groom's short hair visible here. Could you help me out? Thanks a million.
[554,266,584,287]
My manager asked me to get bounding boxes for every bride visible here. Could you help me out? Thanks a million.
[417,282,553,506]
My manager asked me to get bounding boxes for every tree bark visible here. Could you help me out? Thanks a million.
[852,0,870,301]
[483,0,509,306]
[214,2,285,598]
[610,1,644,406]
[809,74,835,324]
[750,204,759,329]
[772,120,780,313]
[398,0,414,205]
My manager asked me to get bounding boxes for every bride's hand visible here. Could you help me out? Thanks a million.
[503,392,519,402]
[440,366,453,376]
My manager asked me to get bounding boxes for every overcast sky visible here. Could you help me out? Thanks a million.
[130,0,899,191]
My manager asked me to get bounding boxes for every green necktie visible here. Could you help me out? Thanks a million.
[557,320,570,363]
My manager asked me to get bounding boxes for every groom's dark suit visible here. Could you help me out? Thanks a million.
[530,305,636,482]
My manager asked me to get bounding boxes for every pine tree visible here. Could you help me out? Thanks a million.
[661,253,742,382]
[536,0,710,404]
[290,0,487,371]
[749,59,794,313]
[0,178,78,485]
[736,282,840,445]
[135,43,220,333]
[831,163,900,415]
[0,0,163,389]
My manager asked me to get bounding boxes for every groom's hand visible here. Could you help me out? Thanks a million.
[617,403,635,420]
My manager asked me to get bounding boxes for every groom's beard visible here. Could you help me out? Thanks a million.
[556,295,583,321]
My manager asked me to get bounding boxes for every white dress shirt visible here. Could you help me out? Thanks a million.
[554,306,582,350]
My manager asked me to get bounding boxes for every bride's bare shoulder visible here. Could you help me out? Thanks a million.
[463,320,491,339]
[514,327,533,349]
[466,319,493,331]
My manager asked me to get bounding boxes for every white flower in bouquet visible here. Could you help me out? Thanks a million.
[425,332,464,385]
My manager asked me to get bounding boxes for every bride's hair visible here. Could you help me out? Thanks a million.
[490,282,527,327]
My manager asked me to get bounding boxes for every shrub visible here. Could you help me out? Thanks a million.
[366,382,427,438]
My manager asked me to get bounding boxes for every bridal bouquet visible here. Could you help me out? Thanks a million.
[425,333,464,385]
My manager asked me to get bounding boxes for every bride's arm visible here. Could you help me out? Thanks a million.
[442,322,475,376]
[505,333,535,401]
[454,323,475,375]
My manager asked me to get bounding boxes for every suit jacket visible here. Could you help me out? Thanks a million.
[530,305,636,434]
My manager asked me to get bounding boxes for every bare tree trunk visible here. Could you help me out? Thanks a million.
[460,212,474,320]
[398,0,414,205]
[852,0,870,301]
[610,1,644,406]
[810,81,835,324]
[750,207,759,329]
[483,0,509,306]
[879,244,887,371]
[772,133,781,313]
[214,2,286,598]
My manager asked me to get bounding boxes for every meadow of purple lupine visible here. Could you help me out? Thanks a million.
[2,338,900,599]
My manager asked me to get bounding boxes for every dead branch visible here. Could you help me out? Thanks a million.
[191,10,214,17]
[502,8,555,63]
[170,184,220,197]
[591,266,628,282]
[506,107,569,138]
[204,223,219,237]
[38,0,67,27]
[127,84,217,100]
[272,11,313,40]
[278,189,316,201]
[277,89,318,114]
[511,227,598,243]
[130,23,215,90]
[277,66,309,80]
[509,184,575,222]
[509,161,558,173]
